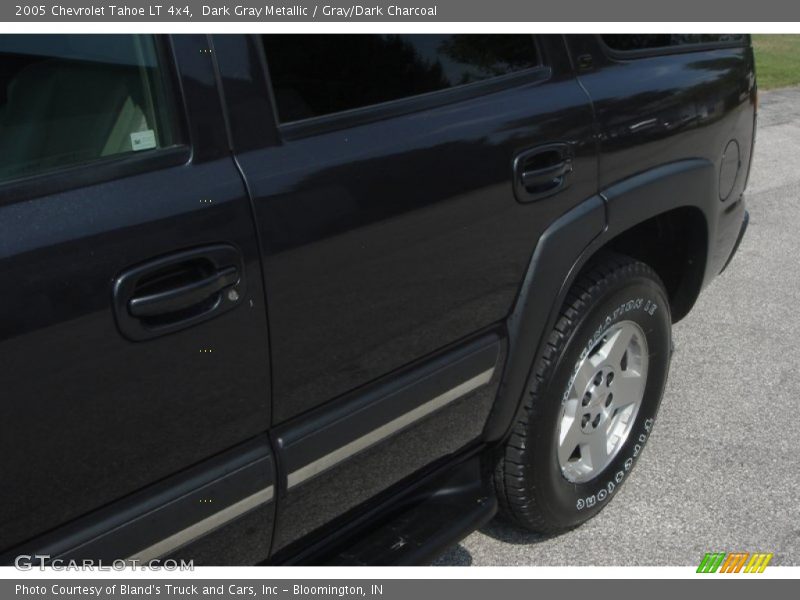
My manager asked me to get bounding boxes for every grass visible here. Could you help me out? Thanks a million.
[752,35,800,90]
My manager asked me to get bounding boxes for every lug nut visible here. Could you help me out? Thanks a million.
[582,391,592,406]
[582,414,590,428]
[592,414,601,428]
[594,372,604,386]
[606,372,614,385]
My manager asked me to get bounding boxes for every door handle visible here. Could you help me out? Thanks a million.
[128,266,239,318]
[520,161,572,188]
[113,245,246,341]
[513,143,574,202]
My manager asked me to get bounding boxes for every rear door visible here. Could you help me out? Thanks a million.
[0,35,274,562]
[217,34,597,557]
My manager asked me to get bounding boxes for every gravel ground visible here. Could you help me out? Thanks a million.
[436,87,800,566]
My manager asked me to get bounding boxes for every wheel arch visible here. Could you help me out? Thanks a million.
[603,205,708,323]
[601,159,716,323]
[485,159,715,444]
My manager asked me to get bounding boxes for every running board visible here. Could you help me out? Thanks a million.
[310,455,496,566]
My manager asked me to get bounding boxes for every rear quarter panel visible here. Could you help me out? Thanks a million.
[567,35,756,284]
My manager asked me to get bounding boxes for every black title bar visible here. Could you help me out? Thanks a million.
[3,1,800,22]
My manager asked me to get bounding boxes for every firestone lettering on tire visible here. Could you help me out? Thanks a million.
[575,423,652,511]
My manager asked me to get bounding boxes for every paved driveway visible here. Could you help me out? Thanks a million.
[437,87,800,566]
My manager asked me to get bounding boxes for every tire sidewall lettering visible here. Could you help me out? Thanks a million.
[575,419,654,511]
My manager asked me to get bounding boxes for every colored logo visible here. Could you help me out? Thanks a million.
[697,552,773,573]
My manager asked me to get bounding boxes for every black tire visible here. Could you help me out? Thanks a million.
[494,253,672,533]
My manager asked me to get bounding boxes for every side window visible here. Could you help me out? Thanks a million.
[602,34,745,54]
[262,34,540,123]
[0,35,176,183]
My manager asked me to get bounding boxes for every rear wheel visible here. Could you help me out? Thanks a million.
[494,253,672,532]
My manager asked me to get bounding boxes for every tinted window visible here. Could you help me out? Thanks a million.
[0,35,176,183]
[262,34,540,123]
[602,34,745,53]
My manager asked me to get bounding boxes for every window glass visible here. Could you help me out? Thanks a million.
[0,35,176,183]
[262,34,540,123]
[602,34,745,53]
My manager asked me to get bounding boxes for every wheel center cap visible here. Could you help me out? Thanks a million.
[578,365,618,433]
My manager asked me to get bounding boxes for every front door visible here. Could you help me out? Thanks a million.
[0,34,274,562]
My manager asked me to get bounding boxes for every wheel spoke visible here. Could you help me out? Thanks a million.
[570,357,598,398]
[585,433,610,469]
[604,413,618,436]
[613,372,645,406]
[562,397,580,419]
[599,325,635,370]
[558,413,584,465]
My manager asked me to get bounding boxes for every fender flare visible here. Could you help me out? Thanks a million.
[484,158,722,443]
[483,195,605,442]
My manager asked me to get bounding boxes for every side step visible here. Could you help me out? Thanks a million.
[313,454,496,565]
